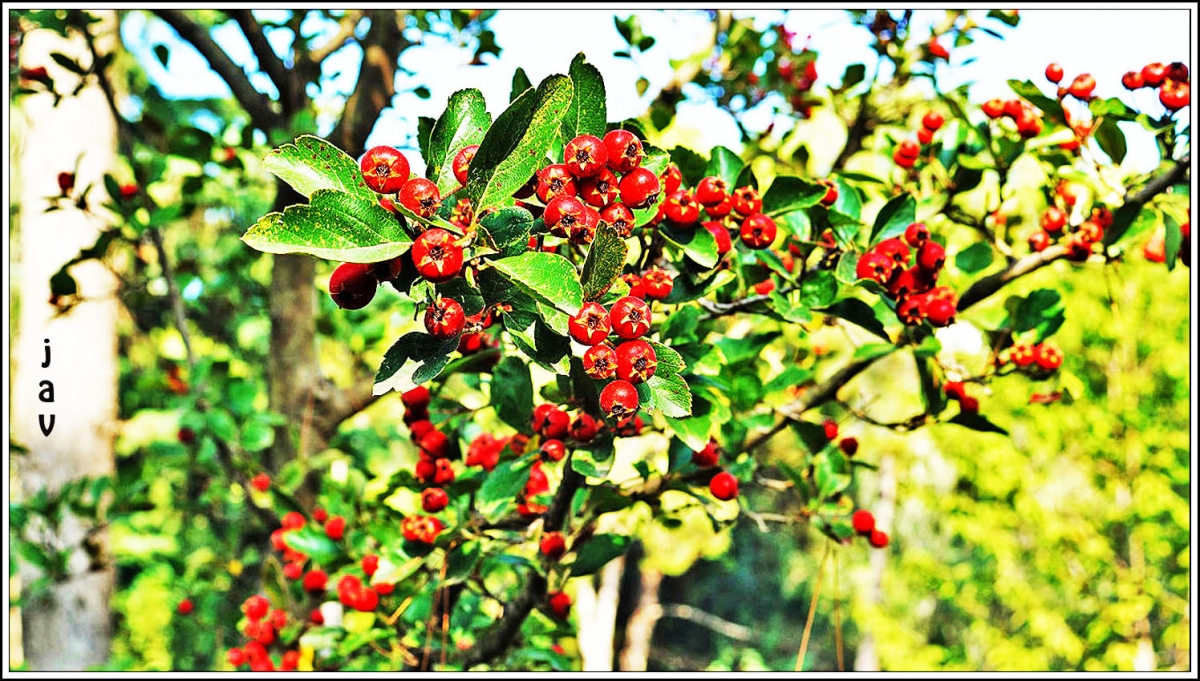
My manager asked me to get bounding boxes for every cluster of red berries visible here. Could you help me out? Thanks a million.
[1120,61,1190,111]
[1042,63,1097,103]
[226,595,300,672]
[942,381,980,415]
[688,439,740,501]
[822,418,859,458]
[893,110,945,168]
[996,339,1063,375]
[650,165,780,252]
[774,45,821,118]
[566,296,651,423]
[854,222,958,328]
[981,95,1045,138]
[403,386,457,488]
[1028,200,1114,263]
[850,509,889,549]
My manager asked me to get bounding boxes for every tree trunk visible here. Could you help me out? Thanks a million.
[11,11,120,670]
[618,564,663,671]
[573,556,625,671]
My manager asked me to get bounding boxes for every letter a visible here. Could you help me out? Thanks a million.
[39,380,55,403]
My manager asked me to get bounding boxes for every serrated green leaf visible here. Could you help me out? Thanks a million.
[373,332,460,396]
[479,206,534,257]
[868,192,917,246]
[491,356,534,432]
[490,251,584,316]
[561,53,607,145]
[643,374,692,417]
[660,222,718,268]
[706,146,744,186]
[581,223,628,301]
[852,342,896,362]
[242,189,411,263]
[426,88,491,197]
[1102,203,1152,247]
[644,339,686,377]
[762,176,825,217]
[262,135,375,201]
[670,146,709,186]
[468,75,574,213]
[570,534,631,576]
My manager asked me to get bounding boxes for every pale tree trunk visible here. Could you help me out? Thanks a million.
[11,11,119,670]
[618,565,663,671]
[854,453,895,672]
[573,556,625,671]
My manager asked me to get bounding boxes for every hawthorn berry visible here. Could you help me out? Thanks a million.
[927,38,949,60]
[1033,343,1063,371]
[925,298,956,327]
[739,213,777,250]
[868,529,889,549]
[568,302,612,346]
[548,591,573,619]
[981,98,1005,118]
[419,429,451,459]
[709,470,739,501]
[569,413,600,443]
[1141,62,1167,87]
[1028,230,1051,252]
[177,427,196,444]
[603,129,644,173]
[244,595,270,621]
[917,127,935,145]
[922,110,945,131]
[324,516,346,541]
[1165,61,1189,82]
[1044,62,1064,84]
[281,651,300,672]
[360,145,410,194]
[227,648,247,667]
[823,419,839,440]
[424,297,466,339]
[329,262,378,310]
[615,339,657,384]
[852,509,875,534]
[642,267,674,300]
[374,583,395,596]
[434,457,456,485]
[564,134,608,178]
[599,380,640,422]
[731,186,762,218]
[959,395,980,415]
[839,437,859,456]
[177,598,194,615]
[703,221,734,257]
[303,569,328,592]
[525,461,550,497]
[660,162,683,196]
[540,438,567,462]
[819,179,839,207]
[452,144,479,185]
[896,296,926,325]
[614,414,645,437]
[534,405,571,440]
[1067,74,1096,101]
[1122,70,1145,90]
[250,472,271,492]
[600,202,635,237]
[362,554,380,577]
[706,193,734,218]
[620,273,645,299]
[916,240,946,272]
[753,279,776,295]
[537,164,579,204]
[578,168,620,208]
[856,252,895,285]
[411,228,463,283]
[582,342,618,380]
[1039,207,1067,233]
[609,296,652,339]
[692,440,720,468]
[540,532,567,560]
[422,487,449,513]
[663,190,701,225]
[695,176,729,207]
[619,167,661,209]
[399,178,441,218]
[1159,80,1189,111]
[281,511,306,530]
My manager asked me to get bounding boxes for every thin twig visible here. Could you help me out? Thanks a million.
[227,10,291,106]
[795,540,831,672]
[834,551,844,672]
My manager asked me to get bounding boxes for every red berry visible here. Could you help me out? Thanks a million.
[250,472,271,492]
[1122,70,1145,90]
[374,582,394,596]
[422,487,450,513]
[739,213,777,250]
[1067,74,1096,101]
[324,516,346,540]
[823,419,839,440]
[599,202,635,237]
[609,296,652,339]
[540,532,567,560]
[959,395,980,415]
[904,222,930,248]
[928,39,949,60]
[691,440,720,468]
[981,98,1005,119]
[641,267,674,300]
[548,590,572,619]
[578,168,620,208]
[753,279,775,295]
[568,301,612,346]
[177,426,196,444]
[362,554,379,578]
[731,186,762,218]
[916,240,946,272]
[703,221,733,258]
[856,252,895,285]
[706,194,734,219]
[603,129,644,173]
[925,298,956,327]
[896,139,920,160]
[1165,61,1189,82]
[564,134,608,178]
[582,342,618,380]
[227,648,247,667]
[615,339,657,384]
[540,438,567,462]
[411,228,463,284]
[1141,62,1167,88]
[177,598,194,615]
[399,178,442,218]
[424,297,466,339]
[695,176,729,207]
[709,470,739,501]
[851,509,875,534]
[312,507,328,523]
[663,190,701,225]
[922,110,945,131]
[893,148,916,168]
[303,569,328,592]
[614,414,645,437]
[896,295,927,326]
[281,651,300,672]
[1040,207,1067,233]
[917,127,934,145]
[452,144,478,186]
[1044,63,1064,84]
[329,262,378,310]
[569,412,600,443]
[1028,231,1051,252]
[360,146,410,195]
[1159,80,1189,111]
[534,406,571,440]
[660,163,683,196]
[537,164,578,204]
[620,273,645,299]
[419,429,451,459]
[354,586,379,612]
[819,179,838,207]
[281,511,306,530]
[618,167,661,209]
[433,457,456,485]
[839,437,859,456]
[57,171,75,195]
[244,595,270,621]
[599,380,640,422]
[1033,343,1063,371]
[544,194,588,239]
[868,529,889,549]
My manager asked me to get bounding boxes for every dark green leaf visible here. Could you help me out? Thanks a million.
[152,44,169,67]
[1007,79,1064,124]
[491,356,534,432]
[954,241,994,274]
[705,146,744,187]
[868,192,917,245]
[761,176,826,217]
[1094,117,1127,164]
[581,223,628,301]
[561,53,607,144]
[1011,289,1063,335]
[916,356,948,416]
[373,332,460,396]
[489,251,583,316]
[479,206,534,257]
[947,411,1009,435]
[572,437,615,478]
[819,298,891,341]
[1102,203,1151,247]
[242,189,411,263]
[841,63,866,89]
[284,527,341,563]
[468,75,574,212]
[637,36,656,52]
[735,164,757,191]
[987,9,1020,26]
[800,270,838,308]
[660,222,718,268]
[763,366,813,394]
[510,68,532,104]
[49,52,87,76]
[49,267,78,296]
[477,458,533,522]
[670,146,708,186]
[1163,213,1182,271]
[262,135,375,201]
[426,88,491,196]
[852,342,895,362]
[813,451,851,499]
[570,534,631,576]
[1089,96,1138,121]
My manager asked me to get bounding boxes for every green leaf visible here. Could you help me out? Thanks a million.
[477,458,533,522]
[763,366,813,395]
[489,251,584,316]
[510,67,532,103]
[561,53,607,145]
[1007,79,1065,124]
[813,452,851,499]
[1102,203,1151,247]
[645,339,686,377]
[425,88,491,197]
[262,135,375,202]
[841,63,866,89]
[660,222,718,268]
[947,411,1009,435]
[670,146,709,186]
[642,374,692,417]
[868,192,917,246]
[916,356,948,416]
[478,206,534,257]
[954,241,994,274]
[835,250,860,285]
[1089,96,1138,122]
[570,534,631,576]
[705,146,744,187]
[242,189,411,263]
[373,332,460,396]
[1094,117,1127,164]
[761,176,825,217]
[581,223,628,301]
[283,527,341,563]
[1163,213,1183,271]
[662,268,736,304]
[468,74,574,213]
[852,342,896,362]
[1011,289,1064,338]
[800,270,838,308]
[491,356,534,432]
[572,437,615,478]
[640,141,671,177]
[819,298,891,341]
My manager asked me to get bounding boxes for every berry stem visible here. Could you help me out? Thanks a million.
[794,539,831,672]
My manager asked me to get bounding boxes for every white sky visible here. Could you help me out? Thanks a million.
[121,7,1192,175]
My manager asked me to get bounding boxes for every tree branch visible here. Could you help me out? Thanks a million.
[153,9,282,131]
[227,10,296,113]
[310,10,365,65]
[326,10,408,157]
